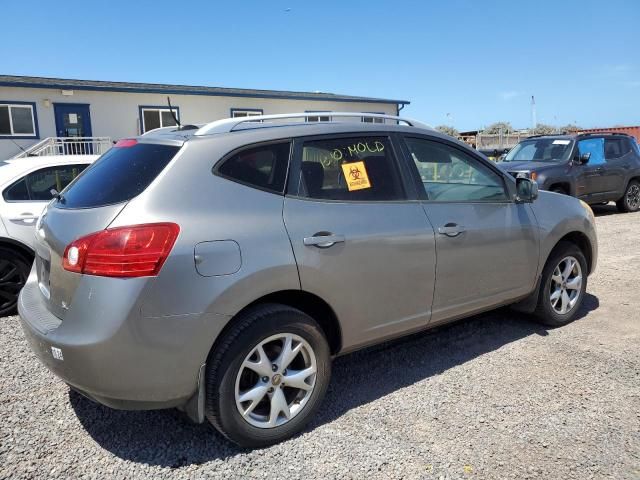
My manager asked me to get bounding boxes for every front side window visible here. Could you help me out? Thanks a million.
[405,137,507,202]
[140,107,179,133]
[3,164,88,202]
[604,137,632,160]
[578,138,605,165]
[297,136,405,201]
[0,103,37,137]
[217,142,290,193]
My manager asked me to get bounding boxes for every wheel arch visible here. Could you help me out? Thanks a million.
[211,290,343,357]
[550,231,594,275]
[547,181,572,195]
[0,237,34,263]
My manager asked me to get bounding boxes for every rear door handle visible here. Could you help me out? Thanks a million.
[11,212,37,224]
[438,223,465,237]
[303,233,345,248]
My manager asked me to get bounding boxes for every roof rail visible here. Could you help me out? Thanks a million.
[194,112,431,136]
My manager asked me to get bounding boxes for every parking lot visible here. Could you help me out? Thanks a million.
[0,204,638,479]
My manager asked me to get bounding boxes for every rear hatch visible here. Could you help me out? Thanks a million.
[34,140,182,319]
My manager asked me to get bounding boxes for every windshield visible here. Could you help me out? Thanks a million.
[504,138,573,162]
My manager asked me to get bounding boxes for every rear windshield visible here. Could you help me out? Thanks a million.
[56,142,180,209]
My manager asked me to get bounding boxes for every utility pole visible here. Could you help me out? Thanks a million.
[531,95,537,132]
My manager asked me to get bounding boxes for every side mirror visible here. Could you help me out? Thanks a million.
[576,152,590,165]
[516,177,538,203]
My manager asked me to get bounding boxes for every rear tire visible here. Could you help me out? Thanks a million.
[616,180,640,213]
[550,186,568,195]
[0,247,31,317]
[205,303,331,448]
[533,242,588,327]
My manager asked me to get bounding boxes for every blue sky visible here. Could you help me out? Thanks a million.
[3,0,639,130]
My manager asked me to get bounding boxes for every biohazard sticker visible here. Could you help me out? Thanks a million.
[341,161,371,191]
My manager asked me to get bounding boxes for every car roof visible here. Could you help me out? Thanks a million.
[0,155,98,186]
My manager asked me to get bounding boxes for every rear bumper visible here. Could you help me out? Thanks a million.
[18,270,229,410]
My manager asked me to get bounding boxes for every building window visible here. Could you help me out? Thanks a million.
[306,112,331,122]
[230,108,264,119]
[0,102,38,138]
[362,113,385,124]
[139,106,180,133]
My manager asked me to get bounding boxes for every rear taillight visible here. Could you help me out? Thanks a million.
[63,223,180,277]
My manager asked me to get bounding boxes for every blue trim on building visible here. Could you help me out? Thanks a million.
[138,105,181,134]
[0,80,409,105]
[230,107,264,117]
[0,100,40,140]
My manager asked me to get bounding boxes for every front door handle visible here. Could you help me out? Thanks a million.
[303,233,345,248]
[438,223,465,237]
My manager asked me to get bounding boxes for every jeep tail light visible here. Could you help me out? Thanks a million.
[63,223,180,277]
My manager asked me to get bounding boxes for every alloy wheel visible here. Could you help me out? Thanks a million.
[549,256,582,315]
[0,258,27,312]
[626,184,640,210]
[235,333,317,429]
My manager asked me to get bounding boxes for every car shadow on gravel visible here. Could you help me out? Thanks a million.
[69,293,599,466]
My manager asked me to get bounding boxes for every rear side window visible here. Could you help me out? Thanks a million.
[58,142,180,208]
[297,136,405,201]
[604,137,632,160]
[3,164,88,201]
[217,142,290,193]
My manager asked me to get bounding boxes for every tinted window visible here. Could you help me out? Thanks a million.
[3,178,29,201]
[217,142,290,193]
[405,137,507,202]
[297,136,404,201]
[2,164,88,201]
[58,143,180,208]
[604,137,632,159]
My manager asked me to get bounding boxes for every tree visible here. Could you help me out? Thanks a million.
[484,122,514,134]
[531,123,558,135]
[559,124,581,133]
[435,125,459,137]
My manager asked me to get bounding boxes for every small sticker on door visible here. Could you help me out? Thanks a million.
[341,161,371,191]
[51,346,64,361]
[68,113,78,124]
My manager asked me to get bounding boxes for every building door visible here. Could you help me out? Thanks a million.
[53,103,93,154]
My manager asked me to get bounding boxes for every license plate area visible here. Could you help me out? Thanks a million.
[36,255,51,300]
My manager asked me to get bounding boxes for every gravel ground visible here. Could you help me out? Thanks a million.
[1,204,639,480]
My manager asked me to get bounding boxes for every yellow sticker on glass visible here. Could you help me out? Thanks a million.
[341,161,371,191]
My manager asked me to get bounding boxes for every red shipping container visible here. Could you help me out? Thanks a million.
[578,126,640,143]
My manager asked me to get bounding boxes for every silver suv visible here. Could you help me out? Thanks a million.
[19,113,598,447]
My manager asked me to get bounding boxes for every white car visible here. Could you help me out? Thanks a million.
[0,155,98,315]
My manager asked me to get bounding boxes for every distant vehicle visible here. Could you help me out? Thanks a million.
[478,148,509,162]
[0,155,96,315]
[19,113,597,448]
[498,133,640,212]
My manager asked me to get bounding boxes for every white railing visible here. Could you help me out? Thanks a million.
[12,137,112,158]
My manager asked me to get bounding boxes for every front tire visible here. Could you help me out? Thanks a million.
[205,304,331,448]
[0,248,31,316]
[616,180,640,213]
[533,242,588,327]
